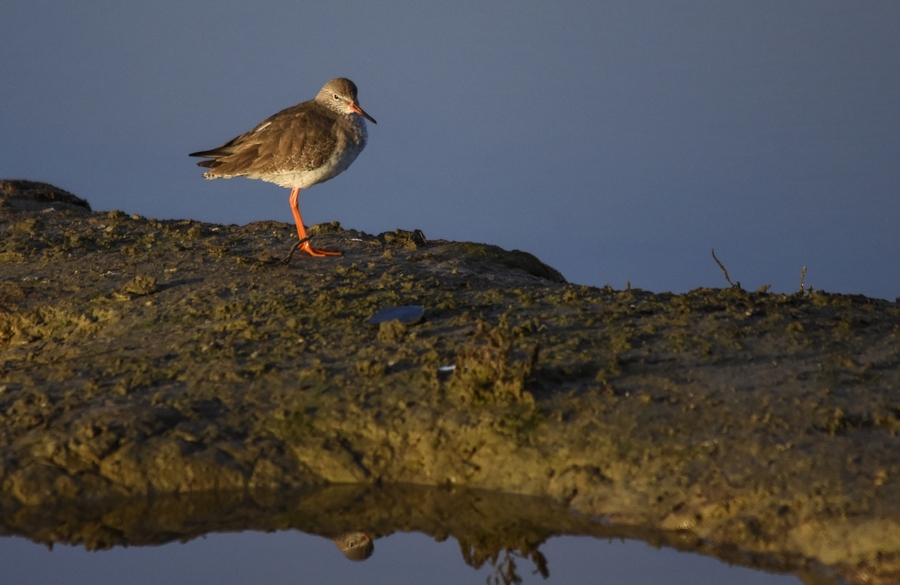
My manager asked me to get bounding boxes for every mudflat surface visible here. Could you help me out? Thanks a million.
[2,205,900,584]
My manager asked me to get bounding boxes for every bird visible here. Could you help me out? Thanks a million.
[189,78,376,257]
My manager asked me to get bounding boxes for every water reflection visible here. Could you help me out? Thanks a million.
[332,531,374,561]
[0,484,822,584]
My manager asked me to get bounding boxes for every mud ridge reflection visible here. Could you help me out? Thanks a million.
[0,484,838,584]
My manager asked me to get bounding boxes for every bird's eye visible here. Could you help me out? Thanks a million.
[333,94,340,100]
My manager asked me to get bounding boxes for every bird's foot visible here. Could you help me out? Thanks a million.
[299,241,343,257]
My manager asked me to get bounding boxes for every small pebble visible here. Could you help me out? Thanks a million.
[367,305,425,325]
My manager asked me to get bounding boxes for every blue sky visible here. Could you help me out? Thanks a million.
[3,1,899,298]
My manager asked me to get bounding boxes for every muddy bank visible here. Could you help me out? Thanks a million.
[1,197,900,583]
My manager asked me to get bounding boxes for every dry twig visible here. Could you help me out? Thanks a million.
[711,249,739,288]
[278,236,312,265]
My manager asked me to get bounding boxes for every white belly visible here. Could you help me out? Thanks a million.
[263,144,363,189]
[262,116,368,189]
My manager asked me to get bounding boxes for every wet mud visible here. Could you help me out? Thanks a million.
[2,191,900,583]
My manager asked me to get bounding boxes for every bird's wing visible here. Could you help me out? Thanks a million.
[190,102,338,177]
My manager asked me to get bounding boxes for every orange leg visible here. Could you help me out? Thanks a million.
[289,188,342,257]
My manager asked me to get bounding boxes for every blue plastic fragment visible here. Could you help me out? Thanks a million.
[367,305,425,325]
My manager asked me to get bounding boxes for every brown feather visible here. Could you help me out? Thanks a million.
[191,100,342,178]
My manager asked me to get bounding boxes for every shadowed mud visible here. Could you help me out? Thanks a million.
[2,193,900,584]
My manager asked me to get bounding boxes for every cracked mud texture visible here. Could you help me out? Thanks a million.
[1,197,900,584]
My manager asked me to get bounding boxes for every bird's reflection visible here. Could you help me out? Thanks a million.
[330,530,533,584]
[332,531,374,561]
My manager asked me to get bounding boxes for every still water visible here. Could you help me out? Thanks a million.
[1,531,801,585]
[0,486,810,585]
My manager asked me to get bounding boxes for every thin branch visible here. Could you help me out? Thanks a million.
[798,265,807,294]
[711,249,736,288]
[278,236,312,265]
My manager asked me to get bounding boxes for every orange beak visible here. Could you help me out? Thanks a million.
[350,103,377,124]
